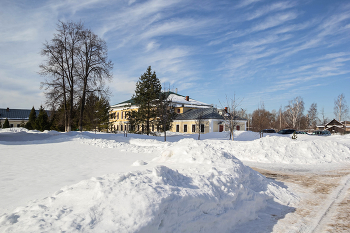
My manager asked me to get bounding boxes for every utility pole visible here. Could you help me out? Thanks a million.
[279,108,282,130]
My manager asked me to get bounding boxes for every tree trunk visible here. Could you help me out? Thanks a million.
[164,124,166,142]
[79,79,87,132]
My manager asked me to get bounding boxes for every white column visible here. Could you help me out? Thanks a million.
[209,119,214,133]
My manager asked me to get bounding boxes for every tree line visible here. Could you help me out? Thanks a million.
[249,94,349,133]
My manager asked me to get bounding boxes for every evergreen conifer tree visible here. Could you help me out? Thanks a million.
[3,118,10,128]
[25,107,37,130]
[83,94,110,131]
[36,105,50,131]
[128,66,162,135]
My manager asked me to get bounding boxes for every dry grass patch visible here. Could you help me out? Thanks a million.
[326,187,350,232]
[251,168,344,219]
[252,168,342,195]
[251,167,350,232]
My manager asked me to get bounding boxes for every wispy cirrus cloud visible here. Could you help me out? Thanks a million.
[251,11,298,32]
[245,1,296,20]
[236,0,263,9]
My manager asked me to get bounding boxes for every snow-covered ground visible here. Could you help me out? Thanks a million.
[0,128,350,232]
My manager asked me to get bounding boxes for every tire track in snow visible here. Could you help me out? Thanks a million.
[309,174,350,233]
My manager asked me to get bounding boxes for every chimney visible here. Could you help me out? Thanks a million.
[6,107,9,112]
[175,88,178,94]
[185,96,189,101]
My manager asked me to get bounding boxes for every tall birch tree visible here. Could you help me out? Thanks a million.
[334,94,349,122]
[284,96,304,129]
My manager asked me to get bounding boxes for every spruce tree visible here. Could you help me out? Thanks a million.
[83,94,109,131]
[129,66,162,135]
[36,105,50,131]
[3,118,10,128]
[25,107,37,130]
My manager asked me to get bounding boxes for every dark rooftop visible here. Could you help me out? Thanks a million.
[175,108,247,121]
[0,108,50,120]
[175,108,223,120]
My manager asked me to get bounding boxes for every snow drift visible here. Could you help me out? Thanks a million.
[0,133,298,232]
[0,165,296,233]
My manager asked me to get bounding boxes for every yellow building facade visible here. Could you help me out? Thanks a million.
[109,92,247,134]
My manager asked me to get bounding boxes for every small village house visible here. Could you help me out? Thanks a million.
[316,119,350,134]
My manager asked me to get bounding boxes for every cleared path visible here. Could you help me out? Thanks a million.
[252,166,350,233]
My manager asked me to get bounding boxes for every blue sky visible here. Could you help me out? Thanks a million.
[1,0,350,119]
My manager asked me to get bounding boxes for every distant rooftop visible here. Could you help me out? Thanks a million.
[0,108,50,120]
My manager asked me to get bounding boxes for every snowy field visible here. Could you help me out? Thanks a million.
[0,129,350,232]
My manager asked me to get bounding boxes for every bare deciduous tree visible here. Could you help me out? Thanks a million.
[76,28,113,132]
[284,96,305,129]
[40,21,112,132]
[334,94,349,122]
[307,103,318,129]
[155,92,177,142]
[40,21,83,131]
[252,102,274,137]
[220,95,243,141]
[195,109,206,140]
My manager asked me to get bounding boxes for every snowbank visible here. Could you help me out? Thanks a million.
[213,135,350,164]
[0,161,297,232]
[80,133,350,165]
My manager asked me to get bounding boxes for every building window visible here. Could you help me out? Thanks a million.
[176,125,179,132]
[117,113,119,119]
[152,125,154,132]
[17,124,20,127]
[121,125,123,131]
[121,112,123,119]
[201,124,204,133]
[10,124,13,128]
[116,125,119,131]
[184,125,187,132]
[236,125,240,131]
[192,124,196,132]
[177,109,180,113]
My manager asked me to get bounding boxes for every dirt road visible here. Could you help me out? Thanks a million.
[252,167,350,233]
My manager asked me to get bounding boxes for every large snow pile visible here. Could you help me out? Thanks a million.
[0,131,298,232]
[0,164,297,232]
